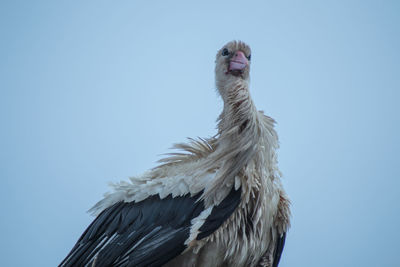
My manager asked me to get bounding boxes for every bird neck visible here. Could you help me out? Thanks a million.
[217,79,257,138]
[204,78,279,203]
[203,79,262,201]
[202,78,279,206]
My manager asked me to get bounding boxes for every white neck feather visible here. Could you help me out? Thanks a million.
[202,79,279,206]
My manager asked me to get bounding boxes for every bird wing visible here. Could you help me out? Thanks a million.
[272,232,286,267]
[257,231,286,267]
[258,189,290,267]
[60,186,241,267]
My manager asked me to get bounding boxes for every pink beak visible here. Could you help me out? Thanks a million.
[229,51,249,72]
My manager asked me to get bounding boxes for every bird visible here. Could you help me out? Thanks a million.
[60,40,291,267]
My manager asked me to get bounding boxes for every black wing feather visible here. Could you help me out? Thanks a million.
[196,186,241,240]
[61,186,242,267]
[60,192,204,267]
[272,232,286,267]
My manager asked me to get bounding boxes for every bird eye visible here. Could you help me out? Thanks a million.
[247,54,251,60]
[222,48,229,56]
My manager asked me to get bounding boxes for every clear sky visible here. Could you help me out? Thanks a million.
[1,1,399,266]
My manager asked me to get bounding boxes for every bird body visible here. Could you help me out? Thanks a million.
[60,41,290,267]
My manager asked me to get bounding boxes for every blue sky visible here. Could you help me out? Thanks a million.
[1,1,399,266]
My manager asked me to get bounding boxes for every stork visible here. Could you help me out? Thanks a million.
[60,40,291,267]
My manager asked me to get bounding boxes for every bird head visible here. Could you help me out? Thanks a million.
[215,40,251,93]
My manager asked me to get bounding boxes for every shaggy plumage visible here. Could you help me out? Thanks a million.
[60,40,291,267]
